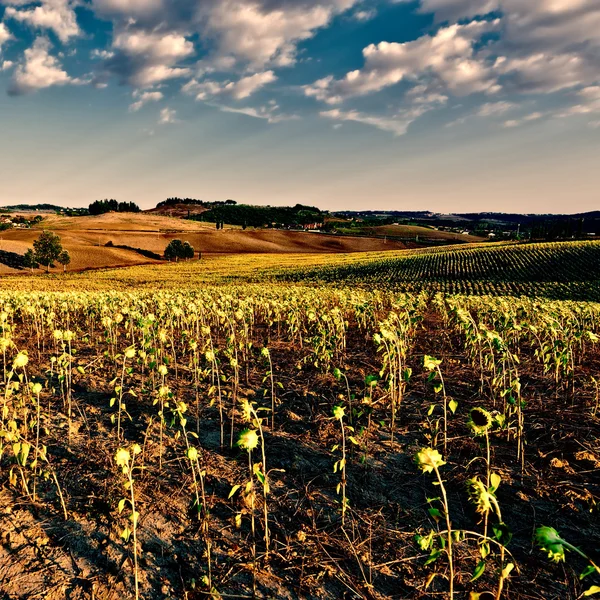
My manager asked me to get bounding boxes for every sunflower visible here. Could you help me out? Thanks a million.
[468,407,493,436]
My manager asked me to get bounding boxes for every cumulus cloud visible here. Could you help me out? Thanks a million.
[415,0,499,22]
[495,53,597,94]
[1,60,14,71]
[0,21,12,46]
[129,89,163,111]
[8,36,79,94]
[158,106,177,123]
[416,0,600,94]
[3,0,80,43]
[183,70,276,100]
[89,0,360,73]
[105,29,194,87]
[194,0,358,68]
[305,19,501,103]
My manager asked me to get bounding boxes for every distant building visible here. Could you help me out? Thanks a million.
[304,222,322,231]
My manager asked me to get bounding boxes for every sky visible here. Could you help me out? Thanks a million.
[0,0,600,213]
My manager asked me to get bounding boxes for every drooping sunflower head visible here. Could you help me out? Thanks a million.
[469,407,493,436]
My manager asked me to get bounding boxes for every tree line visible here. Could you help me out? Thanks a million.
[88,199,141,215]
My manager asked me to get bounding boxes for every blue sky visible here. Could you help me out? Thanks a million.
[1,0,599,212]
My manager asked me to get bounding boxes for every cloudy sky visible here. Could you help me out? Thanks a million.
[1,0,599,213]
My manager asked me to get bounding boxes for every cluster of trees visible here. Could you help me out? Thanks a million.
[88,199,141,215]
[156,198,237,208]
[164,239,196,261]
[23,231,70,273]
[189,203,323,229]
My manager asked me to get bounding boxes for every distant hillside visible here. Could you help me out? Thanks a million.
[1,203,65,212]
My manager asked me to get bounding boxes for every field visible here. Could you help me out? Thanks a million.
[331,224,485,243]
[0,240,599,600]
[0,213,408,274]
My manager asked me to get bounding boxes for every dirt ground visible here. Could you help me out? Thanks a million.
[0,308,598,599]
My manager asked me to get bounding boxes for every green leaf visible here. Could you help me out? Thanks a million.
[118,498,127,514]
[471,560,486,582]
[581,565,599,580]
[424,549,441,566]
[449,399,458,414]
[493,522,512,546]
[428,507,442,520]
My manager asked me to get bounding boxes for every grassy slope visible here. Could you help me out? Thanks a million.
[0,213,409,272]
[335,224,485,242]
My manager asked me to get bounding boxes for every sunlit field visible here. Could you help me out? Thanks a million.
[1,241,599,599]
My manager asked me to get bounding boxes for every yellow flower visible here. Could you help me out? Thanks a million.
[415,447,446,473]
[115,448,130,467]
[332,404,345,421]
[237,429,259,451]
[13,352,28,369]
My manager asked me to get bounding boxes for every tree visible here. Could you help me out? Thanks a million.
[23,249,39,273]
[164,239,184,261]
[58,250,71,272]
[164,239,195,261]
[33,231,63,272]
[181,241,195,260]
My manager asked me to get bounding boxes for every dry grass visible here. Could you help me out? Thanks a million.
[0,212,410,272]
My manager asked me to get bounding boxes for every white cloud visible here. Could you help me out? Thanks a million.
[305,19,501,103]
[195,0,359,69]
[91,49,114,59]
[9,37,79,94]
[4,0,80,43]
[184,70,276,101]
[218,102,296,123]
[0,22,13,53]
[320,105,431,136]
[555,86,600,119]
[476,101,517,117]
[352,8,376,21]
[129,89,163,111]
[416,0,499,22]
[414,1,600,94]
[109,29,194,87]
[1,60,14,71]
[90,0,360,73]
[158,106,178,124]
[495,53,596,94]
